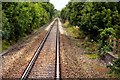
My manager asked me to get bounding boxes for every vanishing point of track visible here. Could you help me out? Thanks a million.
[20,19,61,80]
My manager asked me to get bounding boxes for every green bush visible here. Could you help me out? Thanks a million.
[98,28,115,58]
[107,58,120,79]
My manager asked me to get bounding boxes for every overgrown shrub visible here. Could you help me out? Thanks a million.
[107,58,120,79]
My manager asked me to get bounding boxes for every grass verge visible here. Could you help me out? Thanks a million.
[86,53,99,59]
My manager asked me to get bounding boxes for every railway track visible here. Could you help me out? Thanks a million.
[20,19,61,80]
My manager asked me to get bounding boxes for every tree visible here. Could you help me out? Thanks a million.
[60,2,120,40]
[2,2,55,43]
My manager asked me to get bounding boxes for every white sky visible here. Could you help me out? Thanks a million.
[50,0,70,10]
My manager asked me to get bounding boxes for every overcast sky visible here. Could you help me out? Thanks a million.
[50,0,70,10]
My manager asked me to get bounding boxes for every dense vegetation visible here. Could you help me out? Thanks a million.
[0,2,2,38]
[0,2,2,52]
[61,2,120,40]
[60,2,120,78]
[2,2,55,50]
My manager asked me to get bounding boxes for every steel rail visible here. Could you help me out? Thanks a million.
[55,19,61,80]
[20,20,56,80]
